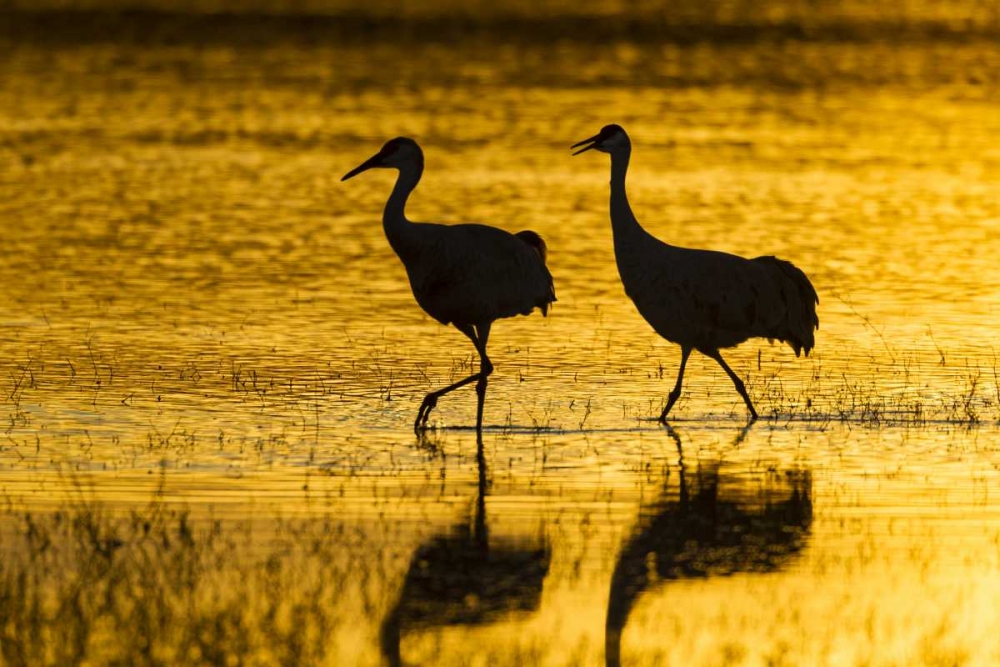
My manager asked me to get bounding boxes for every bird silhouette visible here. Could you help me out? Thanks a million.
[572,124,818,421]
[342,138,556,433]
[605,426,812,666]
[380,435,550,666]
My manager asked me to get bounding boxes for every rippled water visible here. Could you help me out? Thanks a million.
[1,4,999,665]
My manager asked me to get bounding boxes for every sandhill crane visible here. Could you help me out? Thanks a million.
[342,137,556,434]
[605,426,812,666]
[572,124,818,421]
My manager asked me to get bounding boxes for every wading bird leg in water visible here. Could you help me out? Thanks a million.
[475,430,488,544]
[703,348,758,421]
[471,322,493,434]
[731,422,754,448]
[415,323,494,434]
[662,422,684,461]
[659,346,692,423]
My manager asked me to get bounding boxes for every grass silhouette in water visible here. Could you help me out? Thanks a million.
[0,477,391,666]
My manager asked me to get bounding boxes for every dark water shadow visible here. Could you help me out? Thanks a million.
[380,435,550,667]
[5,9,988,48]
[605,425,813,666]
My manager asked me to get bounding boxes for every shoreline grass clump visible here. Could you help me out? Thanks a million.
[728,348,1000,428]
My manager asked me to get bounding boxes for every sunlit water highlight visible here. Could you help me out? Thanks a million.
[1,5,999,665]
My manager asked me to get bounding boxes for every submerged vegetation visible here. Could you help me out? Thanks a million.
[0,485,399,667]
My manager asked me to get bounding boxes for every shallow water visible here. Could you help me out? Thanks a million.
[1,4,1000,665]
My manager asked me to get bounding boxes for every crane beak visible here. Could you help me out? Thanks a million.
[571,133,601,156]
[341,152,383,181]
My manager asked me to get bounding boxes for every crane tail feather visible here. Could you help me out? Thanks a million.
[756,256,819,357]
[515,230,557,317]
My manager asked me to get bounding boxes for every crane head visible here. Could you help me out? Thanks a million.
[571,124,629,155]
[342,137,423,181]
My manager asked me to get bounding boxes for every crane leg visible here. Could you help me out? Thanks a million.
[414,323,493,433]
[473,322,493,434]
[414,374,480,432]
[703,349,758,421]
[658,346,692,423]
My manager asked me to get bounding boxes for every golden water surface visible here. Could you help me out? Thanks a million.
[1,3,999,665]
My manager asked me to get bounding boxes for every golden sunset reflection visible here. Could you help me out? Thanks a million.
[1,1,999,664]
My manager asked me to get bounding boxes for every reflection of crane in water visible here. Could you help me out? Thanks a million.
[572,124,819,422]
[380,437,550,666]
[605,427,812,667]
[342,138,556,434]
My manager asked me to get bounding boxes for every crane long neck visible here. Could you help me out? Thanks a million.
[609,147,645,243]
[382,161,422,247]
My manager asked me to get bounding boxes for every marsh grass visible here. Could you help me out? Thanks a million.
[5,338,1000,441]
[0,482,402,667]
[741,353,1000,427]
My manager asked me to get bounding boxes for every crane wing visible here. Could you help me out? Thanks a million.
[623,245,818,354]
[402,223,554,326]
